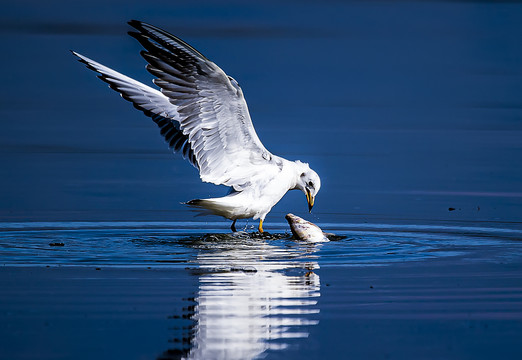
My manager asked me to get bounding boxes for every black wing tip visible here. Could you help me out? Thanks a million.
[70,50,84,61]
[127,20,151,39]
[70,51,114,89]
[127,30,143,43]
[185,199,203,206]
[126,20,210,62]
[128,20,155,33]
[70,50,90,65]
[71,51,89,67]
[127,20,162,40]
[70,51,97,72]
[128,19,143,28]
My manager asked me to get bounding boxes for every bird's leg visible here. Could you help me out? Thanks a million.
[231,219,237,232]
[258,219,264,233]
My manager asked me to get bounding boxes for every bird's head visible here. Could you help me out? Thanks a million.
[294,161,321,213]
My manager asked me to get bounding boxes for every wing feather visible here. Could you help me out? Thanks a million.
[72,51,199,168]
[72,51,198,168]
[128,20,278,190]
[73,21,282,190]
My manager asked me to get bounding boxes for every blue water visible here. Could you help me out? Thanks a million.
[1,221,522,268]
[1,0,522,359]
[1,221,522,359]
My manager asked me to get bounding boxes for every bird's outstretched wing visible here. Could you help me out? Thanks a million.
[127,20,279,190]
[72,51,198,166]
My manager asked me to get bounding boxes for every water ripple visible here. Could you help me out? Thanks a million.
[1,221,521,268]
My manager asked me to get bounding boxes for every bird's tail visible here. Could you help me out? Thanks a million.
[184,198,237,219]
[184,199,212,217]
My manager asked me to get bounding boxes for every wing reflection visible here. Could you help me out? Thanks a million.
[162,236,322,360]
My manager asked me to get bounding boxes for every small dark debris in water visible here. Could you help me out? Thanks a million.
[246,231,278,240]
[168,315,181,319]
[147,267,151,269]
[189,231,289,243]
[477,206,480,211]
[325,234,346,241]
[95,267,101,271]
[189,265,257,276]
[253,231,275,239]
[49,242,64,247]
[448,207,456,211]
[231,266,257,273]
[370,285,374,289]
[325,283,330,287]
[46,265,50,268]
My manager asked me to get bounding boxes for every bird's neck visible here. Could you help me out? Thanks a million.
[288,161,305,191]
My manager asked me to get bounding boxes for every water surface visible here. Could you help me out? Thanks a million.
[2,221,522,359]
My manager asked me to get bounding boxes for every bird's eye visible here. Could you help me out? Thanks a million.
[300,173,305,177]
[308,181,314,187]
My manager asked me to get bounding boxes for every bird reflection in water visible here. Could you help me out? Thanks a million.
[159,233,322,360]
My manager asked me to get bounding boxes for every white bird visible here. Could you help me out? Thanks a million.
[72,20,321,233]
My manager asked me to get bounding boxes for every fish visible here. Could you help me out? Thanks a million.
[285,213,330,242]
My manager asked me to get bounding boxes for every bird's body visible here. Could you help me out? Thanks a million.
[189,158,302,221]
[73,20,321,232]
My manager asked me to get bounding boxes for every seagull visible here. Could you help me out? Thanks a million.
[72,20,321,233]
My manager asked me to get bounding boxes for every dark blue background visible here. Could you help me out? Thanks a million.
[1,0,521,226]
